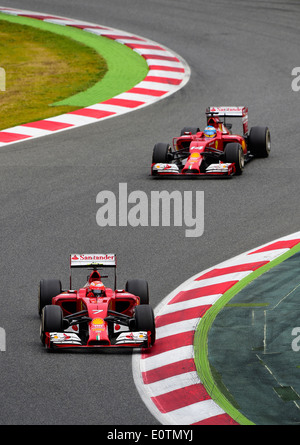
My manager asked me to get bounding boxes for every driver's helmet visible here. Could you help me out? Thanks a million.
[89,281,105,297]
[204,126,217,138]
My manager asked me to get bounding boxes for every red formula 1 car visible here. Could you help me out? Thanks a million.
[151,106,271,177]
[39,254,156,350]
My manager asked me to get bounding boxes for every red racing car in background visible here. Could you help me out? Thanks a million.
[39,254,156,350]
[151,106,271,177]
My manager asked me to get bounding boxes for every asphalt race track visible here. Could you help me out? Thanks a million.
[0,0,299,425]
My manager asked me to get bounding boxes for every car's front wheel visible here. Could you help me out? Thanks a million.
[40,305,63,345]
[134,305,156,346]
[152,143,172,164]
[224,142,244,175]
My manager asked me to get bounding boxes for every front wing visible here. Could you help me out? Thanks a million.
[151,162,236,176]
[44,331,152,349]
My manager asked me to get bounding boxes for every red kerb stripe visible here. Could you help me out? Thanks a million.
[155,305,212,328]
[149,65,185,73]
[196,262,269,280]
[127,87,167,97]
[104,34,145,41]
[151,383,211,413]
[69,108,116,118]
[23,120,73,131]
[143,54,180,62]
[249,239,300,254]
[144,76,182,85]
[67,24,108,30]
[0,132,31,143]
[142,358,197,384]
[142,331,194,358]
[20,14,64,20]
[101,98,145,108]
[193,413,239,425]
[169,281,238,304]
[125,43,164,50]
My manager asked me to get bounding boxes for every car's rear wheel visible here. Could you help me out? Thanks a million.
[152,143,172,164]
[40,305,63,345]
[125,279,149,305]
[134,305,156,346]
[248,126,271,157]
[39,279,62,316]
[224,142,244,175]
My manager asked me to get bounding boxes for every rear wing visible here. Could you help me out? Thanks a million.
[69,254,117,288]
[206,106,249,135]
[70,253,116,268]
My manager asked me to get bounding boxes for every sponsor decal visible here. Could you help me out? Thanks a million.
[93,309,104,315]
[92,318,105,331]
[190,145,204,150]
[72,254,115,262]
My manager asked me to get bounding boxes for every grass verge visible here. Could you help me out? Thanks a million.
[0,17,107,130]
[0,12,149,130]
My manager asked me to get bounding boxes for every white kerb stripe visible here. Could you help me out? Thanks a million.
[145,371,201,397]
[148,70,185,79]
[84,104,132,114]
[133,48,175,57]
[161,399,226,425]
[161,294,222,315]
[135,81,175,91]
[44,114,96,125]
[141,345,194,372]
[156,318,200,340]
[146,59,183,68]
[0,126,51,137]
[183,271,253,291]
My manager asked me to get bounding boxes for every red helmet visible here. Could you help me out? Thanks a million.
[89,281,105,296]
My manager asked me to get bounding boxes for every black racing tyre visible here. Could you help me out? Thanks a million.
[224,142,245,175]
[152,143,171,164]
[134,305,156,346]
[40,305,63,345]
[180,126,200,136]
[39,279,62,316]
[125,279,149,305]
[248,126,271,158]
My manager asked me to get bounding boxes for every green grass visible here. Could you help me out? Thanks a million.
[0,17,107,130]
[0,12,149,130]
